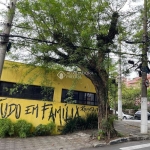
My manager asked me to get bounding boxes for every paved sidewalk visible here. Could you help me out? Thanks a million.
[114,120,150,136]
[0,131,97,150]
[0,120,150,150]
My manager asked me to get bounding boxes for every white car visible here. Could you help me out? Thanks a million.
[116,111,134,120]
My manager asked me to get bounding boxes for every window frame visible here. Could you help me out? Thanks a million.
[61,89,97,106]
[0,81,54,101]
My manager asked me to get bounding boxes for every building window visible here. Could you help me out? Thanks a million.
[0,81,54,101]
[61,89,97,106]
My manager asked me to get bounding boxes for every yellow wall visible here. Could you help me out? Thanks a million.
[0,61,97,127]
[0,99,98,127]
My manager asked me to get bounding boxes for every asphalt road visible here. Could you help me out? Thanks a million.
[80,140,150,150]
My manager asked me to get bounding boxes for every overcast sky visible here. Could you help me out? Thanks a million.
[0,0,7,10]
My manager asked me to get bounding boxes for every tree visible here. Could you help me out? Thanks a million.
[6,0,133,135]
[122,84,141,110]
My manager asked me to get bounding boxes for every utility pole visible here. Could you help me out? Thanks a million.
[118,40,122,120]
[141,0,148,134]
[0,0,17,79]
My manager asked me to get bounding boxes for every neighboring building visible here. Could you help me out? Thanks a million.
[124,74,150,88]
[124,77,141,88]
[0,61,97,128]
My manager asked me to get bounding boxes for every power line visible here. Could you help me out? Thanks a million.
[0,33,143,57]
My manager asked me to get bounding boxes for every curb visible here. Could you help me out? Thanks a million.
[93,134,150,148]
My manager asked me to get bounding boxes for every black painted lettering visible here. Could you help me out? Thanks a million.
[71,108,73,118]
[25,105,35,114]
[0,103,21,119]
[48,107,55,122]
[41,103,52,120]
[25,104,38,118]
[55,106,62,125]
[74,106,80,118]
[80,105,85,112]
[0,103,8,118]
[62,108,64,119]
[65,106,68,121]
[6,104,16,118]
[15,104,21,119]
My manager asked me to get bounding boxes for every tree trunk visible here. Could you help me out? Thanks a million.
[89,74,108,129]
[90,74,118,141]
[95,83,108,129]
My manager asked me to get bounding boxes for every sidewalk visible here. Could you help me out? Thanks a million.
[0,120,150,150]
[114,120,150,135]
[0,130,97,150]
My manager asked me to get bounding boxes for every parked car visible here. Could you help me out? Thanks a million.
[116,111,134,120]
[134,110,150,120]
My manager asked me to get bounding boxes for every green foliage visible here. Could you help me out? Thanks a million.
[98,129,103,136]
[0,118,57,138]
[62,117,86,134]
[122,85,141,110]
[5,83,27,96]
[34,124,49,136]
[6,0,139,140]
[46,122,56,134]
[97,129,103,140]
[64,90,74,103]
[108,78,118,109]
[0,119,14,138]
[34,122,56,136]
[14,120,32,138]
[122,104,140,111]
[41,86,54,101]
[13,0,121,68]
[85,112,98,129]
[62,112,98,134]
[101,115,117,139]
[64,78,79,104]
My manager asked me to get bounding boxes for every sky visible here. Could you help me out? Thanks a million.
[0,0,144,79]
[0,0,8,24]
[0,0,8,10]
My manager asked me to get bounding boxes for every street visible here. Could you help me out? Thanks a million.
[80,140,150,150]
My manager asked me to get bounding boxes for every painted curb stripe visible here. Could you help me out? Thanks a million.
[120,143,150,150]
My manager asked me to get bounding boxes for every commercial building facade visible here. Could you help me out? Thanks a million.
[0,61,97,127]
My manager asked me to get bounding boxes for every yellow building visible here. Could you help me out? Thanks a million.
[0,61,97,127]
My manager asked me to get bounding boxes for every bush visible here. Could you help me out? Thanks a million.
[0,119,56,138]
[46,122,56,134]
[62,117,83,134]
[62,116,88,134]
[0,119,14,138]
[101,114,118,140]
[14,120,32,138]
[75,116,87,130]
[61,117,75,134]
[62,112,98,134]
[34,122,56,136]
[34,124,48,136]
[85,112,98,129]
